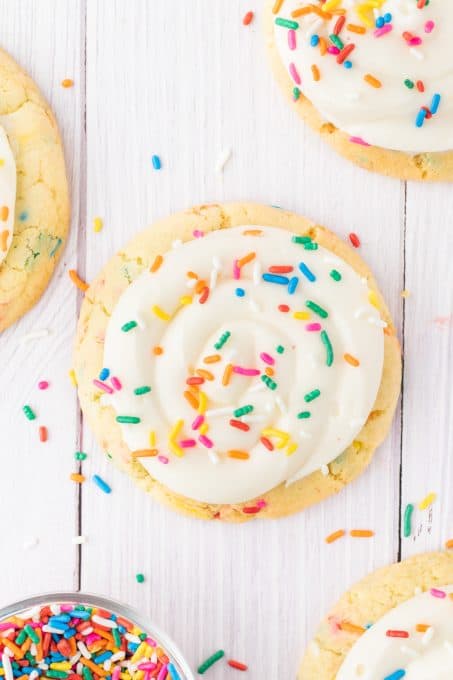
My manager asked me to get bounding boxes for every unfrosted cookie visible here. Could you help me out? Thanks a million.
[74,203,401,522]
[0,48,69,331]
[299,551,453,679]
[266,0,453,181]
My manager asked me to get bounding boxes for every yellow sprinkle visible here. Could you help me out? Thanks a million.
[69,369,78,387]
[293,311,310,320]
[179,295,193,305]
[323,0,341,11]
[50,664,72,672]
[133,673,145,680]
[130,642,147,664]
[262,428,290,448]
[169,440,183,458]
[169,419,184,441]
[149,431,156,447]
[368,290,380,309]
[93,216,103,233]
[152,305,171,321]
[198,391,208,414]
[199,423,209,435]
[286,442,298,456]
[401,289,410,298]
[0,159,4,167]
[311,64,321,81]
[419,492,437,511]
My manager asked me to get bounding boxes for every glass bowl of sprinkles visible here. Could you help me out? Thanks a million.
[0,592,194,680]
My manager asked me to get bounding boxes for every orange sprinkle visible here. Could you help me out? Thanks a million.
[311,5,332,19]
[265,367,274,377]
[222,363,233,386]
[61,78,74,88]
[184,390,199,410]
[319,37,327,55]
[69,269,89,292]
[243,229,263,236]
[0,229,9,251]
[350,529,374,538]
[199,286,210,304]
[242,11,254,25]
[311,64,320,81]
[203,354,221,364]
[364,74,382,88]
[237,251,256,268]
[187,270,198,279]
[0,205,9,221]
[344,353,360,367]
[196,369,214,381]
[150,254,163,272]
[291,6,312,17]
[347,23,366,34]
[227,450,250,460]
[272,0,284,13]
[70,473,85,483]
[445,539,453,550]
[195,279,207,294]
[325,529,346,544]
[153,345,164,355]
[3,640,24,658]
[416,623,430,633]
[339,621,365,635]
[39,426,48,442]
[131,449,158,458]
[80,658,108,677]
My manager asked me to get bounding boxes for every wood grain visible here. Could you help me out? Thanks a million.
[0,1,451,678]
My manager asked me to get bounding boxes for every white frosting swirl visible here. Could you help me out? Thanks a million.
[338,586,453,679]
[0,126,16,265]
[102,226,384,504]
[273,0,452,152]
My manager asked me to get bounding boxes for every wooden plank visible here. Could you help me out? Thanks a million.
[0,0,85,601]
[400,182,453,558]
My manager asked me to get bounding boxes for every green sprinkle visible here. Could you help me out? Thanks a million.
[136,573,145,583]
[320,330,334,367]
[75,451,88,461]
[24,624,40,644]
[197,650,225,675]
[261,375,277,391]
[306,300,328,318]
[15,629,27,645]
[304,389,321,403]
[292,235,312,245]
[293,87,301,100]
[134,386,151,395]
[276,345,285,354]
[116,415,141,424]
[233,405,254,418]
[403,503,414,538]
[297,411,311,419]
[330,34,344,50]
[139,632,147,641]
[47,672,68,679]
[112,627,121,648]
[22,405,36,421]
[121,320,138,332]
[404,79,414,89]
[275,17,299,29]
[82,667,93,680]
[330,269,342,282]
[214,330,231,350]
[303,242,318,250]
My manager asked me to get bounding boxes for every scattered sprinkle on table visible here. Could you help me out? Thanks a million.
[136,573,145,583]
[215,147,232,174]
[418,492,436,510]
[38,380,49,390]
[72,535,86,544]
[348,232,361,248]
[70,473,86,484]
[61,78,74,88]
[403,503,414,538]
[39,425,48,442]
[152,154,162,170]
[228,659,248,671]
[92,474,112,494]
[69,269,89,292]
[22,404,36,421]
[93,216,103,233]
[198,649,225,674]
[243,11,254,26]
[325,529,346,544]
[350,529,374,538]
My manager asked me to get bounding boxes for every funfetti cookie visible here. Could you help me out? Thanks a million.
[74,203,401,522]
[0,48,69,331]
[266,0,453,181]
[299,551,453,679]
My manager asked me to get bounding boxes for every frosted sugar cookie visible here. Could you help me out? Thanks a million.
[266,0,453,180]
[0,48,69,331]
[299,551,453,679]
[74,203,401,521]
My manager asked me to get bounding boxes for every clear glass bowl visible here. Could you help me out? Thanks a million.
[0,592,194,680]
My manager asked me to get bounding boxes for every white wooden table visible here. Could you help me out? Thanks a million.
[0,1,452,677]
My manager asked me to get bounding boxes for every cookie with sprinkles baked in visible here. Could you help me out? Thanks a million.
[74,203,401,522]
[266,0,453,181]
[299,551,453,679]
[0,48,69,331]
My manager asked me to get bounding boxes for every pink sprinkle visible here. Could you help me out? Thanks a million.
[137,664,157,671]
[306,323,321,332]
[157,666,168,680]
[38,380,49,390]
[179,439,197,448]
[0,623,17,630]
[430,588,447,599]
[158,455,169,464]
[289,62,301,85]
[233,259,241,279]
[146,637,157,647]
[327,46,340,55]
[192,415,204,430]
[193,229,204,238]
[93,379,114,394]
[199,434,214,449]
[260,352,274,365]
[60,605,72,612]
[349,136,370,147]
[328,616,341,634]
[85,634,101,645]
[256,499,267,508]
[110,376,122,390]
[425,20,435,33]
[288,29,297,50]
[374,24,392,37]
[409,37,422,46]
[112,669,121,680]
[233,366,260,376]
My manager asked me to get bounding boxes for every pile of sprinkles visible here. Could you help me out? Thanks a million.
[0,602,184,680]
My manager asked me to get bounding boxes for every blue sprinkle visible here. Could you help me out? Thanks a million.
[310,34,319,47]
[375,16,384,27]
[19,210,28,221]
[262,273,289,285]
[49,614,71,623]
[49,238,62,257]
[47,619,68,631]
[431,93,441,115]
[288,276,299,295]
[235,287,245,297]
[68,609,91,619]
[99,367,110,380]
[298,262,316,282]
[415,108,426,128]
[151,155,161,170]
[167,664,181,680]
[384,671,405,680]
[118,625,126,634]
[384,12,392,22]
[94,652,113,664]
[92,474,112,494]
[344,60,352,69]
[63,628,77,639]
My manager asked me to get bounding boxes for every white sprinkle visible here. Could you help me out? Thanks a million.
[209,450,220,464]
[104,660,112,672]
[80,626,94,635]
[77,641,91,659]
[320,464,329,476]
[125,633,141,644]
[248,299,260,313]
[72,535,86,544]
[212,255,221,270]
[151,652,158,664]
[50,604,61,615]
[38,664,49,672]
[42,625,64,634]
[401,645,419,658]
[205,406,232,418]
[172,239,183,249]
[186,277,197,288]
[410,47,424,60]
[30,644,37,656]
[110,652,126,663]
[422,626,435,646]
[242,415,266,423]
[92,615,118,629]
[135,315,146,330]
[275,395,287,414]
[253,260,261,285]
[19,329,50,345]
[76,662,83,675]
[215,147,232,174]
[29,672,39,680]
[248,381,267,394]
[209,268,218,290]
[2,650,14,679]
[367,316,387,328]
[70,653,81,666]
